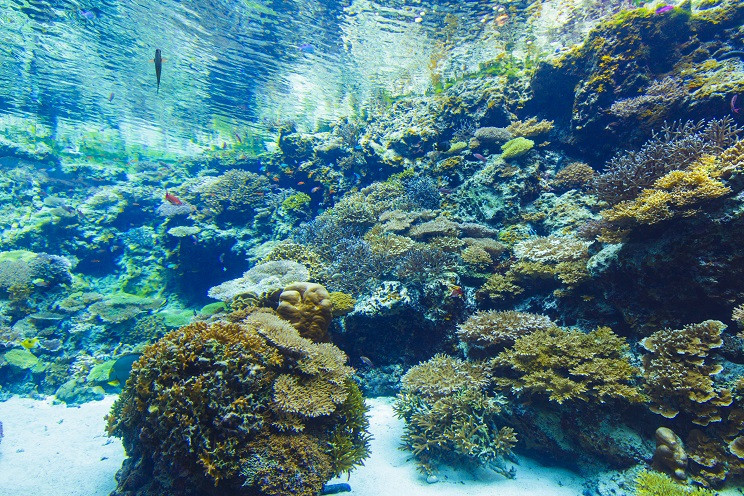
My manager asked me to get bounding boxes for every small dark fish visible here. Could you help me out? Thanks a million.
[165,192,183,205]
[234,133,242,144]
[298,43,315,54]
[359,356,374,368]
[108,353,142,386]
[473,153,487,162]
[153,48,163,93]
[108,92,114,102]
[438,187,454,195]
[321,483,351,495]
[732,94,741,114]
[655,5,673,14]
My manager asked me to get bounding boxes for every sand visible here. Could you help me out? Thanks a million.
[0,395,587,496]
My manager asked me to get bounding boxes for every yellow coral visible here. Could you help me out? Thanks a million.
[277,282,333,342]
[329,291,356,316]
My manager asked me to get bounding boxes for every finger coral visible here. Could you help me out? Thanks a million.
[106,310,369,496]
[495,326,643,404]
[640,320,729,425]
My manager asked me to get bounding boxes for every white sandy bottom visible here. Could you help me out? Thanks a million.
[0,395,587,496]
[0,395,123,496]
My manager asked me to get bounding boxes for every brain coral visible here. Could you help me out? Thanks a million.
[276,282,333,342]
[106,309,370,496]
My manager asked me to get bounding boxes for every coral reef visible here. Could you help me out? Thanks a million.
[106,309,370,496]
[457,310,554,357]
[208,261,310,301]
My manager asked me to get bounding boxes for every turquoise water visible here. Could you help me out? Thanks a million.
[1,0,744,495]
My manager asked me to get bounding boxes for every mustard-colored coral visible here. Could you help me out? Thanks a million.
[395,354,516,476]
[457,310,554,354]
[461,245,493,271]
[506,117,554,138]
[553,161,596,190]
[477,273,523,301]
[641,320,730,425]
[328,291,356,316]
[494,326,643,404]
[105,311,369,496]
[602,159,731,225]
[276,282,333,342]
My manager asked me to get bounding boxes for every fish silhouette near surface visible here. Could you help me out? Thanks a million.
[151,49,165,93]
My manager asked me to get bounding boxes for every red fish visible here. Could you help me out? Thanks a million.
[450,286,464,298]
[165,192,183,205]
[732,95,740,114]
[473,153,487,163]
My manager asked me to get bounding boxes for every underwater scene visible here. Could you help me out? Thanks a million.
[2,0,744,495]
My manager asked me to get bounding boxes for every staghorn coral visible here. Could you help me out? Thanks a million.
[363,228,416,258]
[591,118,742,206]
[276,282,333,343]
[394,354,516,477]
[403,175,441,210]
[494,326,643,405]
[207,261,310,301]
[601,159,731,226]
[457,310,554,356]
[106,311,369,496]
[477,273,523,301]
[640,320,730,425]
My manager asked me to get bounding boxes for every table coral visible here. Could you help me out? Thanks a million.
[106,309,370,496]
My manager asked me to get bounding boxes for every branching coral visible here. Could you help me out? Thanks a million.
[106,310,369,496]
[394,354,516,477]
[601,159,731,226]
[506,117,554,138]
[457,310,553,356]
[494,326,643,405]
[591,118,742,206]
[640,320,730,425]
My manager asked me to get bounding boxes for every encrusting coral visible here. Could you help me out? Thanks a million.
[394,354,517,477]
[640,320,730,426]
[105,308,370,496]
[494,326,643,405]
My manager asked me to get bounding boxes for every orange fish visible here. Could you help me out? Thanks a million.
[165,192,183,205]
[297,181,305,185]
[495,13,509,26]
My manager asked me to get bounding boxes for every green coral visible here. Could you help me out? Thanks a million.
[500,137,534,160]
[281,192,312,212]
[106,308,370,496]
[394,354,516,477]
[3,348,40,370]
[494,326,643,404]
[634,469,715,496]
